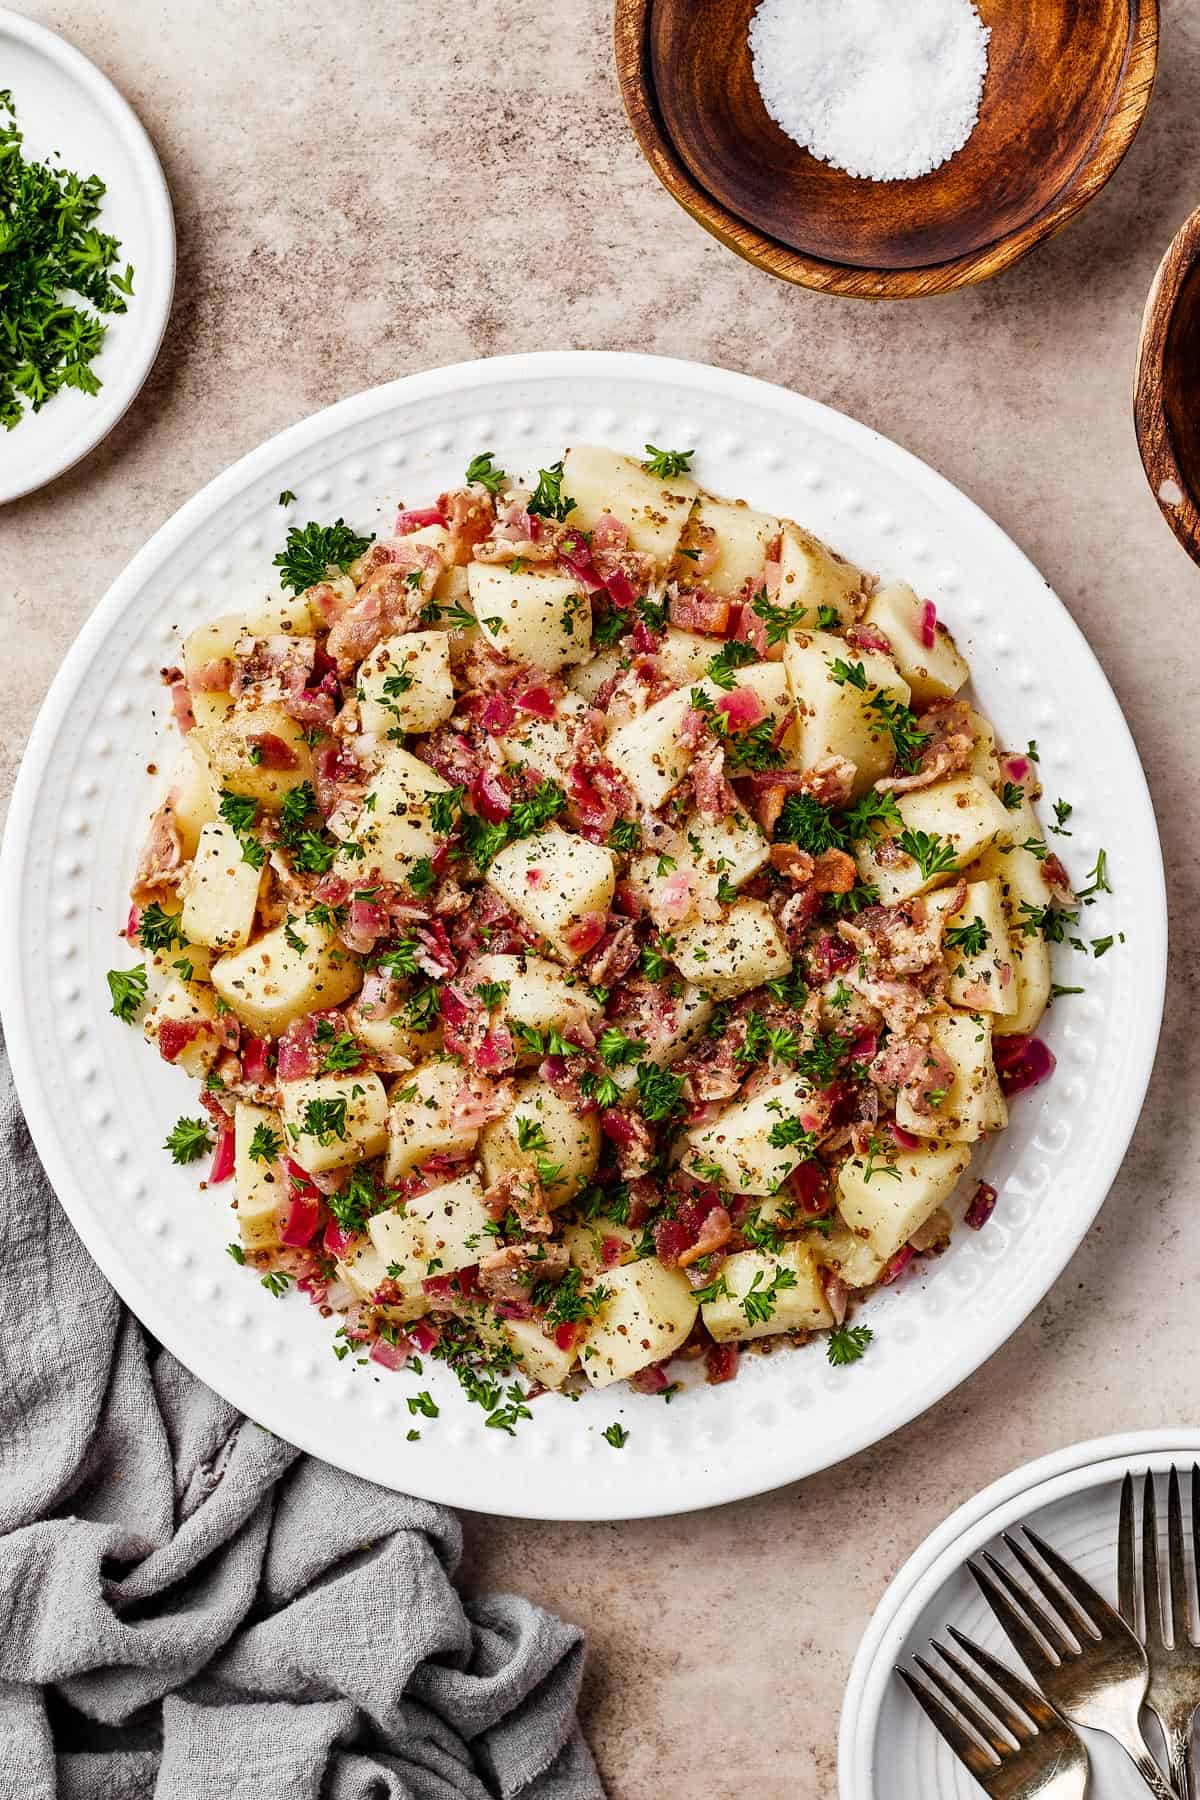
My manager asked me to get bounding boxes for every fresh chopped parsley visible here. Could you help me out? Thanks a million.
[999,781,1024,811]
[842,790,904,839]
[766,1117,819,1153]
[826,1323,873,1366]
[945,918,989,956]
[828,657,868,690]
[278,489,296,506]
[272,519,374,593]
[1078,849,1112,899]
[107,964,148,1023]
[289,831,338,876]
[607,819,641,853]
[248,1121,284,1163]
[752,593,809,646]
[299,1097,349,1143]
[635,1062,685,1123]
[427,786,466,837]
[328,1164,379,1236]
[407,1390,439,1418]
[164,1116,213,1164]
[1051,798,1074,836]
[602,1421,631,1448]
[776,792,846,855]
[260,1269,293,1298]
[704,639,758,690]
[895,829,959,881]
[527,461,574,522]
[866,693,930,773]
[642,445,694,477]
[0,91,136,432]
[465,450,506,493]
[741,1263,798,1326]
[136,902,187,954]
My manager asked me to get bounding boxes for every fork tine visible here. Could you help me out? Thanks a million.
[1144,1471,1165,1648]
[970,1554,1057,1680]
[896,1666,997,1780]
[915,1647,1013,1753]
[1021,1525,1139,1646]
[931,1636,1033,1745]
[1004,1531,1096,1648]
[946,1626,1063,1737]
[1168,1465,1190,1646]
[1118,1471,1136,1627]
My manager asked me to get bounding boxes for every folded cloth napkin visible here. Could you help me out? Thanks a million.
[0,1034,604,1800]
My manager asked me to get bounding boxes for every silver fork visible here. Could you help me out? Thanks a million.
[1117,1467,1200,1799]
[970,1526,1181,1798]
[897,1625,1090,1797]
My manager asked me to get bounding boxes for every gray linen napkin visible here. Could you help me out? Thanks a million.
[0,1034,604,1800]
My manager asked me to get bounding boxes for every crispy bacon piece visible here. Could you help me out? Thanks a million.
[811,849,858,894]
[131,802,185,904]
[478,1241,568,1303]
[799,755,857,809]
[484,1166,553,1236]
[868,1030,955,1117]
[168,678,196,734]
[325,544,442,673]
[691,741,738,819]
[876,699,973,794]
[669,587,731,636]
[838,895,951,977]
[677,1205,732,1268]
[439,486,495,563]
[232,634,316,704]
[768,844,815,884]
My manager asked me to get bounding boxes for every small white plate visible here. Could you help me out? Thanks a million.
[839,1431,1200,1798]
[0,352,1166,1519]
[0,9,174,503]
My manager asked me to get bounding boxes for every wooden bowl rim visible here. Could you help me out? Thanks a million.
[614,0,1161,299]
[1134,204,1200,568]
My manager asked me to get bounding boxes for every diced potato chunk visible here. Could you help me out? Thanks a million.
[368,1172,491,1283]
[581,1259,697,1387]
[182,594,318,726]
[966,828,1055,1036]
[671,898,791,1000]
[211,918,361,1035]
[864,583,970,705]
[145,976,223,1078]
[501,691,588,784]
[928,877,1017,1015]
[894,1010,1007,1144]
[336,1237,430,1321]
[167,741,219,858]
[501,1314,579,1389]
[702,1243,833,1343]
[356,631,455,738]
[808,1224,886,1291]
[486,825,615,964]
[338,746,450,885]
[193,703,313,809]
[562,1218,643,1276]
[774,522,864,629]
[837,1140,972,1262]
[566,645,625,702]
[630,807,769,924]
[350,1002,441,1069]
[784,630,911,797]
[385,1059,479,1184]
[480,1074,601,1207]
[468,563,591,671]
[180,821,263,952]
[279,1069,389,1174]
[676,493,779,597]
[562,444,697,568]
[605,685,698,811]
[471,953,603,1058]
[660,627,727,686]
[684,1070,820,1195]
[234,1102,285,1248]
[854,777,1012,905]
[967,708,1003,788]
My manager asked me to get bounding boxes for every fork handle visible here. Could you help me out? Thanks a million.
[1123,1743,1184,1800]
[1168,1731,1194,1800]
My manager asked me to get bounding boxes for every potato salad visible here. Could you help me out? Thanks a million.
[112,443,1070,1417]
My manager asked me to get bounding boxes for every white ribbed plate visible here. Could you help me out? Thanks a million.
[0,353,1165,1519]
[840,1432,1200,1798]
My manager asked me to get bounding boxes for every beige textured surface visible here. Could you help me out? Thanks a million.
[3,3,1198,1795]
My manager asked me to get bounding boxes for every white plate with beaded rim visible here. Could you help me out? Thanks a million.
[839,1431,1200,1798]
[0,351,1165,1520]
[0,9,175,504]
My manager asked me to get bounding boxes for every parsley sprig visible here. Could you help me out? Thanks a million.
[273,519,374,593]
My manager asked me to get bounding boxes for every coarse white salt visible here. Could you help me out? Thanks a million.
[748,0,990,184]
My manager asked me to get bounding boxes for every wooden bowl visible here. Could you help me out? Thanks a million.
[1135,206,1200,568]
[614,0,1159,298]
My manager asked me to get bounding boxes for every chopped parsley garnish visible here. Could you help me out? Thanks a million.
[163,1116,212,1164]
[741,1264,798,1326]
[107,964,148,1023]
[828,657,868,690]
[1051,799,1074,836]
[607,819,641,853]
[136,902,187,954]
[842,790,904,839]
[407,1390,439,1418]
[0,91,136,432]
[427,785,466,836]
[865,692,930,773]
[704,639,758,689]
[999,782,1024,811]
[278,489,296,506]
[299,1097,349,1143]
[895,829,959,881]
[775,792,843,855]
[642,444,694,478]
[826,1324,873,1366]
[527,461,574,522]
[327,1164,379,1236]
[260,1269,293,1298]
[945,918,989,955]
[272,519,373,593]
[766,1117,819,1153]
[408,856,438,896]
[404,984,441,1030]
[474,979,510,1007]
[752,593,809,646]
[635,1062,685,1123]
[598,1026,646,1068]
[465,450,506,493]
[248,1121,284,1163]
[1078,849,1112,899]
[290,832,338,876]
[602,1421,631,1448]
